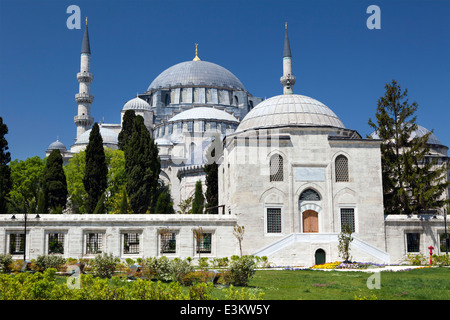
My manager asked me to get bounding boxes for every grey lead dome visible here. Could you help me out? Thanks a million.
[147,60,246,92]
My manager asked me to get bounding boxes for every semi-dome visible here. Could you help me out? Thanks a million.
[123,96,151,111]
[147,60,246,92]
[75,127,119,146]
[370,125,443,146]
[169,107,239,123]
[47,139,67,151]
[236,94,345,132]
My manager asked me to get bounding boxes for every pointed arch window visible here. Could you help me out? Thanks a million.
[299,189,321,201]
[270,154,284,182]
[335,155,349,182]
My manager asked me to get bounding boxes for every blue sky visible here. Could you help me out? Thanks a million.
[1,0,449,161]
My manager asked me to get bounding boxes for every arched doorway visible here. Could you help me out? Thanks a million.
[302,210,318,233]
[315,249,326,265]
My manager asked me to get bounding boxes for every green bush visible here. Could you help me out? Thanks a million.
[432,254,450,266]
[406,253,427,266]
[90,253,120,278]
[0,254,13,273]
[224,285,265,300]
[35,255,66,272]
[228,255,257,286]
[169,258,195,283]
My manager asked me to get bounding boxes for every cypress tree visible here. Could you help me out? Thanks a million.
[119,189,129,214]
[42,149,68,213]
[155,191,175,214]
[191,180,204,214]
[125,116,160,213]
[118,110,136,151]
[0,117,12,213]
[83,123,108,213]
[204,141,219,214]
[369,80,449,214]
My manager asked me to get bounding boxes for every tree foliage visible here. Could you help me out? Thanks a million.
[118,110,136,151]
[203,140,219,214]
[83,123,108,213]
[0,117,12,213]
[155,190,175,214]
[368,80,449,214]
[42,149,68,213]
[191,180,204,214]
[125,116,160,213]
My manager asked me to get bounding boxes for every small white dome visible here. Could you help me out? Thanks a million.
[123,96,151,111]
[75,127,119,146]
[236,94,345,132]
[47,139,67,151]
[169,107,239,123]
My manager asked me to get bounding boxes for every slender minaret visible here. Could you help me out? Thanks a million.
[280,22,296,94]
[74,17,94,140]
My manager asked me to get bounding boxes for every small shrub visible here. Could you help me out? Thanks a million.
[224,285,265,300]
[0,254,13,273]
[170,258,195,283]
[406,254,426,266]
[35,255,66,272]
[228,255,256,286]
[198,257,209,268]
[90,253,120,278]
[189,282,213,300]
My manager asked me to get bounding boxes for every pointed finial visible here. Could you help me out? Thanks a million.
[285,21,287,30]
[86,17,88,25]
[137,92,139,98]
[193,43,201,61]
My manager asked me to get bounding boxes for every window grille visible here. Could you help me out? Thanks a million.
[48,233,65,254]
[299,189,321,201]
[340,208,355,233]
[123,233,140,254]
[196,233,212,254]
[270,154,283,182]
[160,232,176,254]
[9,233,25,254]
[267,208,282,233]
[86,233,103,254]
[335,155,349,182]
[406,233,420,252]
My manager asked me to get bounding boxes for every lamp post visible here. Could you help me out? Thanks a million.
[444,207,448,255]
[11,212,40,266]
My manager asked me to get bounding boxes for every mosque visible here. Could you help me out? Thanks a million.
[4,21,447,266]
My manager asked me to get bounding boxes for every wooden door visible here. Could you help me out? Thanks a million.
[302,210,318,233]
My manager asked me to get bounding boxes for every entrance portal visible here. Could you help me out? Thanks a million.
[302,210,318,233]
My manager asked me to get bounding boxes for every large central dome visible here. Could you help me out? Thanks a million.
[147,60,246,92]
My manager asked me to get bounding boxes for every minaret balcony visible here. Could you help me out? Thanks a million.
[75,93,94,103]
[74,115,94,125]
[77,72,94,83]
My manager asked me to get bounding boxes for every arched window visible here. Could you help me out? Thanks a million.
[335,155,349,182]
[165,93,170,106]
[299,189,321,201]
[269,154,283,182]
[234,95,239,106]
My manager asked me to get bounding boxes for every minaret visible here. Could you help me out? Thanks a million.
[74,17,94,140]
[280,22,296,94]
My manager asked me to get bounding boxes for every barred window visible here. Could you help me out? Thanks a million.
[340,208,355,233]
[270,154,283,182]
[160,232,176,254]
[123,233,140,254]
[9,233,25,255]
[85,233,103,254]
[335,155,349,182]
[299,189,321,201]
[196,233,212,254]
[48,233,65,254]
[267,208,282,233]
[406,233,420,253]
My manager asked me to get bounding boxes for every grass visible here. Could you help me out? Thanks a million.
[240,268,450,300]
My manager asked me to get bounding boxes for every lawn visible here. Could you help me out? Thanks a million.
[241,268,450,300]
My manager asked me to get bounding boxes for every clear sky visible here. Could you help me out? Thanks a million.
[1,0,449,161]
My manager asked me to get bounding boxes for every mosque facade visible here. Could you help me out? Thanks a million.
[6,22,449,266]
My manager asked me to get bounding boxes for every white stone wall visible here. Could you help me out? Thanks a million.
[0,214,238,261]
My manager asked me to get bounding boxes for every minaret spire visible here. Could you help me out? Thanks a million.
[74,18,94,141]
[280,22,296,94]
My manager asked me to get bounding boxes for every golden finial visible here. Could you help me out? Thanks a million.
[86,17,88,25]
[193,43,201,61]
[285,21,287,30]
[137,92,139,98]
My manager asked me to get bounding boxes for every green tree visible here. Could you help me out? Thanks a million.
[203,140,220,214]
[0,117,12,213]
[155,190,175,214]
[64,151,87,213]
[118,110,136,151]
[119,189,129,214]
[368,80,449,214]
[42,149,68,213]
[191,180,204,214]
[125,116,160,213]
[83,123,108,213]
[8,156,46,213]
